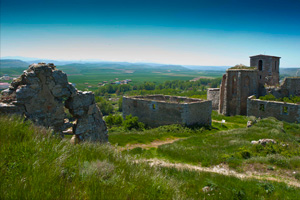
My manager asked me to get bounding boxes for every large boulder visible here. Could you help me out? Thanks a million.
[0,63,108,143]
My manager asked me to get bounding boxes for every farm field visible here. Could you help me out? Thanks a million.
[0,59,224,90]
[59,64,224,90]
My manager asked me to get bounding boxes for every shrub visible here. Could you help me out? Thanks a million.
[239,149,251,159]
[258,182,275,194]
[259,94,300,104]
[259,94,277,101]
[122,114,145,130]
[105,114,123,128]
[96,97,114,115]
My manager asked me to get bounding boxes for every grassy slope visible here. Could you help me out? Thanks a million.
[111,111,300,172]
[1,115,300,199]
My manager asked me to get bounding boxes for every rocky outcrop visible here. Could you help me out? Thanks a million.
[0,63,108,142]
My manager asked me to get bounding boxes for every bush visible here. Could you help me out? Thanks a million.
[118,97,123,112]
[239,148,251,159]
[105,114,123,128]
[96,97,114,116]
[259,94,277,101]
[122,114,145,131]
[259,94,300,104]
[295,173,300,180]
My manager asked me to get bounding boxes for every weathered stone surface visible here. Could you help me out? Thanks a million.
[265,77,300,98]
[219,69,259,116]
[122,95,212,127]
[0,63,108,143]
[217,55,285,117]
[250,55,280,87]
[207,88,220,110]
[247,95,300,123]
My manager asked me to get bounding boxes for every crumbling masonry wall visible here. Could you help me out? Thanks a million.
[207,88,220,110]
[219,69,258,116]
[278,77,300,97]
[247,96,300,123]
[122,95,212,127]
[0,63,108,142]
[250,55,280,87]
[263,77,300,99]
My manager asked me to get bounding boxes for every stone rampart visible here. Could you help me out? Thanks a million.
[122,95,212,127]
[219,69,258,116]
[247,95,300,123]
[280,77,300,97]
[207,88,220,110]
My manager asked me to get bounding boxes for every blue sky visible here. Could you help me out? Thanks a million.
[1,0,300,67]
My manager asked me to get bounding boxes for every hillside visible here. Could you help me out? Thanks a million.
[280,68,300,77]
[1,114,300,199]
[0,59,29,68]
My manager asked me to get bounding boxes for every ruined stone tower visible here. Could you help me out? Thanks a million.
[219,69,258,116]
[210,54,281,116]
[250,55,280,87]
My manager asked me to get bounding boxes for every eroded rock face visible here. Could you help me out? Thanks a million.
[0,63,108,142]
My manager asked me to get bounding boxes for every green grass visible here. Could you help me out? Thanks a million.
[109,124,200,146]
[156,117,300,170]
[109,111,249,147]
[0,115,177,199]
[109,111,300,171]
[1,114,300,199]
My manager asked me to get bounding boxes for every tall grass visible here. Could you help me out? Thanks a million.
[0,115,178,199]
[1,115,300,199]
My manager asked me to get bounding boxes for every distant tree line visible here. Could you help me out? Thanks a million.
[94,78,222,116]
[95,78,222,96]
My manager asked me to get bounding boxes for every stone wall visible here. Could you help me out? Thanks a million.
[264,77,300,99]
[219,69,258,116]
[207,88,220,110]
[279,77,300,97]
[247,96,300,123]
[250,55,280,87]
[0,63,108,142]
[122,95,212,127]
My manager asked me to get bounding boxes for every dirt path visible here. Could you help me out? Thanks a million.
[120,138,183,150]
[212,120,240,125]
[118,135,300,188]
[139,158,300,188]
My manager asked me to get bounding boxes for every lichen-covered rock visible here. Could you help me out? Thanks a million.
[0,63,108,143]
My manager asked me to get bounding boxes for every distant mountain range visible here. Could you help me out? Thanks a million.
[1,57,298,74]
[0,58,230,71]
[0,59,29,68]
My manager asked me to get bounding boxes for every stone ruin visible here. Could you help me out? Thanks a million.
[122,95,212,127]
[207,54,300,123]
[208,54,281,115]
[0,63,108,142]
[218,68,258,116]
